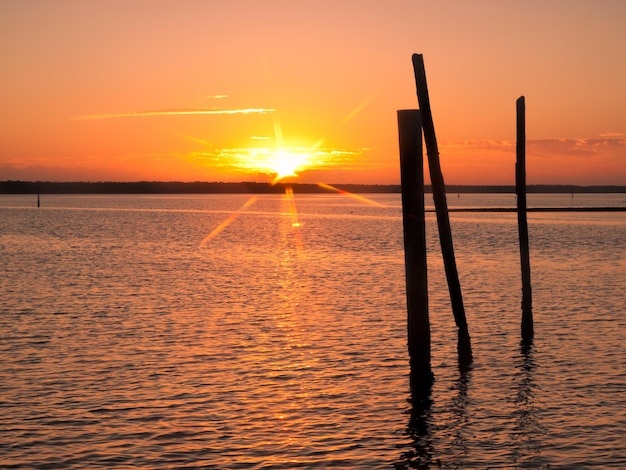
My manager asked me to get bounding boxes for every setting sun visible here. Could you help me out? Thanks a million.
[244,147,313,185]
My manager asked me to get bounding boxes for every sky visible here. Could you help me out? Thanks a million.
[1,0,625,185]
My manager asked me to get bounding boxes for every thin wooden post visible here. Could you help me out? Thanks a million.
[412,53,472,368]
[398,110,433,390]
[516,96,534,340]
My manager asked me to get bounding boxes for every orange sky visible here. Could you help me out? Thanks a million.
[1,0,625,185]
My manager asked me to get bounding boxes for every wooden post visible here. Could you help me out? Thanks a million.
[412,53,472,368]
[398,109,433,390]
[516,96,534,340]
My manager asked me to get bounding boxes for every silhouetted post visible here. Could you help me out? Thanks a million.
[412,53,472,368]
[398,109,433,390]
[37,185,40,208]
[516,96,534,340]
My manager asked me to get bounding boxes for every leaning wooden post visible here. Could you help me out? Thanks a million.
[398,109,433,390]
[412,53,472,367]
[516,96,534,340]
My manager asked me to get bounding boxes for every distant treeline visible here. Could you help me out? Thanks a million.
[1,181,625,194]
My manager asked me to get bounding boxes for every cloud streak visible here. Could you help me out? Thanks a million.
[71,108,275,120]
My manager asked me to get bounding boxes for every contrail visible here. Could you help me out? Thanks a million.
[71,108,275,120]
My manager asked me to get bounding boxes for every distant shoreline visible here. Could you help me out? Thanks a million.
[1,181,624,194]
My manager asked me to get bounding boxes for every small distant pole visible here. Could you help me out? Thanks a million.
[412,53,472,368]
[516,96,534,340]
[398,109,433,391]
[37,186,40,208]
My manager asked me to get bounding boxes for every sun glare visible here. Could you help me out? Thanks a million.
[268,149,312,184]
[195,118,380,247]
[235,146,316,185]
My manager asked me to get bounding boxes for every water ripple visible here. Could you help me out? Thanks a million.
[1,194,624,468]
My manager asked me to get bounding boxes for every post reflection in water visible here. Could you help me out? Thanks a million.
[449,366,472,462]
[511,338,547,467]
[396,371,434,469]
[396,363,473,469]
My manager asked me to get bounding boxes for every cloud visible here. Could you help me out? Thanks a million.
[440,136,626,159]
[432,135,626,185]
[528,137,626,158]
[441,139,515,154]
[185,146,367,177]
[70,108,275,120]
[219,146,360,164]
[599,132,626,138]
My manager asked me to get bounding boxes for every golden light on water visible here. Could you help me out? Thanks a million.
[283,185,303,253]
[199,174,385,247]
[284,186,301,229]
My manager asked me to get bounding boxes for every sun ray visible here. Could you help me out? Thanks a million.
[340,95,375,125]
[199,196,258,246]
[317,182,386,207]
[273,117,285,148]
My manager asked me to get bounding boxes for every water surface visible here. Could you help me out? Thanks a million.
[1,193,624,468]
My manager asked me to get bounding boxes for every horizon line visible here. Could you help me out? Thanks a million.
[2,181,624,195]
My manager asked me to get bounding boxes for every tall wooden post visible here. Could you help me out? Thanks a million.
[412,53,472,368]
[516,96,534,340]
[398,110,433,390]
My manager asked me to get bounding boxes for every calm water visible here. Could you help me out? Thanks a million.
[1,193,624,469]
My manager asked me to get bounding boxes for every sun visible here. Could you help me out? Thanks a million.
[257,118,319,184]
[267,149,313,185]
[239,142,318,185]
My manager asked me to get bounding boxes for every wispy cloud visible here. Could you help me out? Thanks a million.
[70,108,275,120]
[528,137,626,158]
[186,146,365,174]
[176,132,214,147]
[440,135,626,158]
